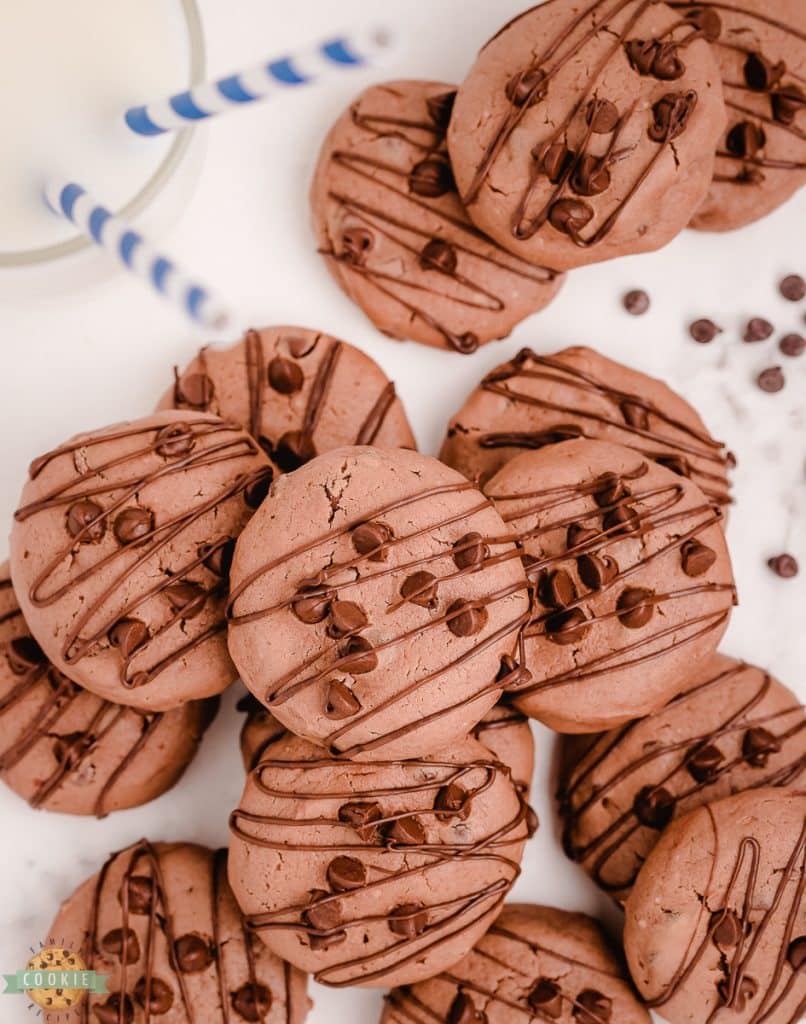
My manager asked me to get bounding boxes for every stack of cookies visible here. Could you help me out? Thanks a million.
[2,1,803,1023]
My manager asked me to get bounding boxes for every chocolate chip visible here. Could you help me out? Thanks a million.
[175,372,214,409]
[7,635,46,674]
[327,601,367,639]
[497,653,531,688]
[526,804,539,837]
[780,333,805,357]
[656,454,691,479]
[420,238,458,275]
[133,976,174,1015]
[199,537,235,579]
[92,994,135,1024]
[52,732,87,768]
[231,983,273,1022]
[386,814,426,845]
[621,400,649,429]
[273,430,316,472]
[155,423,195,458]
[426,90,456,132]
[267,356,304,395]
[244,467,273,509]
[340,634,377,674]
[567,523,599,549]
[711,909,743,950]
[434,782,471,822]
[787,936,806,970]
[528,978,563,1018]
[685,6,722,41]
[66,499,106,543]
[623,289,650,315]
[338,801,382,841]
[586,98,619,134]
[448,992,487,1024]
[109,618,149,659]
[652,42,685,80]
[340,226,374,266]
[570,155,611,197]
[780,274,804,302]
[327,856,366,892]
[452,532,489,571]
[648,91,696,143]
[573,989,612,1024]
[634,785,675,829]
[742,726,781,767]
[291,587,331,624]
[603,504,640,536]
[767,553,798,578]
[717,976,758,1012]
[174,932,213,973]
[101,928,140,965]
[625,39,657,76]
[352,521,394,563]
[408,158,453,197]
[744,317,774,342]
[757,366,784,392]
[689,318,722,343]
[744,51,784,91]
[505,67,546,106]
[616,587,654,628]
[304,892,343,932]
[772,84,805,125]
[325,679,361,720]
[542,143,574,184]
[120,874,154,914]
[681,539,717,577]
[388,903,428,938]
[577,553,618,590]
[538,569,577,609]
[593,472,630,507]
[446,599,488,637]
[687,743,724,783]
[548,198,594,236]
[165,581,207,620]
[545,607,588,645]
[113,507,154,545]
[726,121,765,158]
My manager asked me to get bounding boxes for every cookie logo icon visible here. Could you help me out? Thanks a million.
[3,941,107,1017]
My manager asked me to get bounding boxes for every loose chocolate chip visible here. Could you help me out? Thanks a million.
[648,91,696,143]
[689,318,722,343]
[744,51,784,91]
[101,928,141,965]
[744,317,774,342]
[155,423,195,458]
[780,333,805,357]
[621,400,649,429]
[175,372,214,409]
[452,532,489,571]
[340,226,374,266]
[505,67,546,106]
[567,523,599,549]
[726,120,765,158]
[434,782,471,822]
[574,988,612,1024]
[327,856,366,892]
[586,98,619,134]
[577,553,618,590]
[386,814,426,846]
[174,933,213,973]
[109,618,149,659]
[538,569,577,609]
[165,581,207,619]
[7,635,46,674]
[446,599,488,637]
[133,976,174,1015]
[528,978,563,1018]
[545,607,588,645]
[267,356,304,395]
[603,504,640,536]
[548,198,594,236]
[616,587,655,628]
[273,430,316,472]
[687,743,724,782]
[426,90,456,132]
[742,726,781,767]
[325,679,361,720]
[681,539,717,577]
[757,366,784,393]
[120,874,154,914]
[340,635,377,674]
[448,992,487,1024]
[767,553,799,578]
[623,289,650,315]
[231,983,273,1022]
[92,994,135,1024]
[542,142,574,184]
[388,903,428,938]
[408,158,453,197]
[772,84,805,125]
[244,467,273,509]
[787,936,806,970]
[304,892,343,932]
[711,909,743,950]
[327,601,367,639]
[634,786,675,829]
[66,499,106,543]
[339,801,383,841]
[113,507,154,545]
[593,472,630,507]
[420,238,458,275]
[780,274,805,300]
[292,587,331,624]
[199,537,235,579]
[570,155,611,197]
[352,521,394,562]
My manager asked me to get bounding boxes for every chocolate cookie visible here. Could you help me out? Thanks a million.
[677,1,806,231]
[10,411,271,711]
[47,840,310,1023]
[382,903,650,1024]
[625,789,806,1023]
[558,654,805,901]
[227,446,531,761]
[439,346,733,506]
[157,326,416,470]
[448,0,726,270]
[228,731,532,988]
[310,81,563,354]
[486,439,736,732]
[0,564,218,816]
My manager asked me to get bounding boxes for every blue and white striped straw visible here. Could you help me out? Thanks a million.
[45,181,231,330]
[124,27,391,137]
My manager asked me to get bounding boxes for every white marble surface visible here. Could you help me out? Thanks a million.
[0,1,804,1022]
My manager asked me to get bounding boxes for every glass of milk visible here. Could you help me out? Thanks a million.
[0,0,205,267]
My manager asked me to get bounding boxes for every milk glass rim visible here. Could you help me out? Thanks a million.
[0,0,206,268]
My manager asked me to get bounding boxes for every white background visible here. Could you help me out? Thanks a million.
[0,2,803,1022]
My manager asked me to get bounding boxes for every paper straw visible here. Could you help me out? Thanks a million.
[124,27,391,137]
[45,181,231,330]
